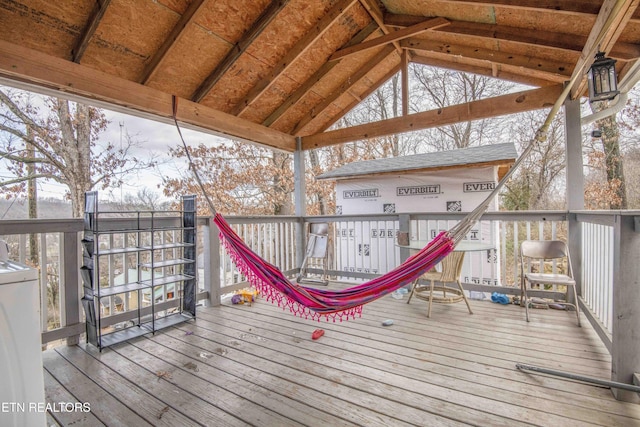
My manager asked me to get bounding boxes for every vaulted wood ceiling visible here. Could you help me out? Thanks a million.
[0,0,638,152]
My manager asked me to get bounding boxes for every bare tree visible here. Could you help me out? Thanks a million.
[0,89,156,216]
[412,67,516,150]
[502,111,566,210]
[622,147,640,208]
[164,141,294,216]
[589,99,627,209]
[122,188,170,211]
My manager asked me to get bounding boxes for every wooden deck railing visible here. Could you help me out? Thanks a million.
[575,211,640,402]
[1,209,638,401]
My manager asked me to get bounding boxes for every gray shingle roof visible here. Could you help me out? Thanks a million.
[316,142,517,180]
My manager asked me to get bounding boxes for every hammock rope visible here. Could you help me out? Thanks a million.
[171,79,570,320]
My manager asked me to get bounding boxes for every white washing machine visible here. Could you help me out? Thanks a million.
[0,260,46,427]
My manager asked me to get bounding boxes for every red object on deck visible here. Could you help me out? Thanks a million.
[312,329,325,340]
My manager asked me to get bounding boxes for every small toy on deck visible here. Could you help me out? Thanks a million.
[231,287,260,305]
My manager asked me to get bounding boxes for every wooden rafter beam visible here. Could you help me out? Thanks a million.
[262,21,378,128]
[313,63,402,135]
[329,17,449,62]
[402,38,573,84]
[429,0,640,19]
[301,84,563,149]
[569,0,639,99]
[72,0,112,63]
[140,0,207,85]
[191,0,289,103]
[358,0,384,25]
[0,40,295,151]
[358,0,405,56]
[618,58,640,91]
[231,0,358,116]
[385,14,640,61]
[293,45,395,134]
[411,55,556,88]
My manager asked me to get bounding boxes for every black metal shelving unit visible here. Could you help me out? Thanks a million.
[81,191,197,350]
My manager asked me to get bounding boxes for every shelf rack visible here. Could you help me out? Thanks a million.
[81,191,197,350]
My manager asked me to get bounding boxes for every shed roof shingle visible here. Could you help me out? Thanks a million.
[317,142,518,180]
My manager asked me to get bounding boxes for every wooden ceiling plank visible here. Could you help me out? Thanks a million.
[312,63,402,134]
[0,40,296,151]
[385,14,640,61]
[411,55,557,87]
[301,84,563,149]
[140,0,208,85]
[329,17,449,62]
[72,0,112,63]
[569,0,639,99]
[401,38,573,82]
[264,62,339,128]
[262,21,379,127]
[231,0,358,116]
[292,45,395,134]
[191,0,289,103]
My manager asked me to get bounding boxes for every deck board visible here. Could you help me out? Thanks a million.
[43,369,104,427]
[200,303,625,426]
[43,290,640,426]
[124,335,363,427]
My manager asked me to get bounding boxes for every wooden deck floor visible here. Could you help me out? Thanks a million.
[43,289,640,426]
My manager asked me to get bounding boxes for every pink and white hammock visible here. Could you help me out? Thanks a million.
[215,213,455,321]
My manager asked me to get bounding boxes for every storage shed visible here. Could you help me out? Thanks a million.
[318,143,517,284]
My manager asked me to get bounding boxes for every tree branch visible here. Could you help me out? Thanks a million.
[0,173,55,187]
[0,149,53,164]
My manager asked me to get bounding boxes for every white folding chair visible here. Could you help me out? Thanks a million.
[297,222,329,285]
[520,240,581,326]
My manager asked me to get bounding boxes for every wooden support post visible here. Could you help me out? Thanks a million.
[564,95,584,297]
[61,231,80,346]
[294,138,306,270]
[204,217,221,307]
[611,214,640,403]
[401,50,409,116]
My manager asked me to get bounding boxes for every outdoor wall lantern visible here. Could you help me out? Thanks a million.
[587,51,619,102]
